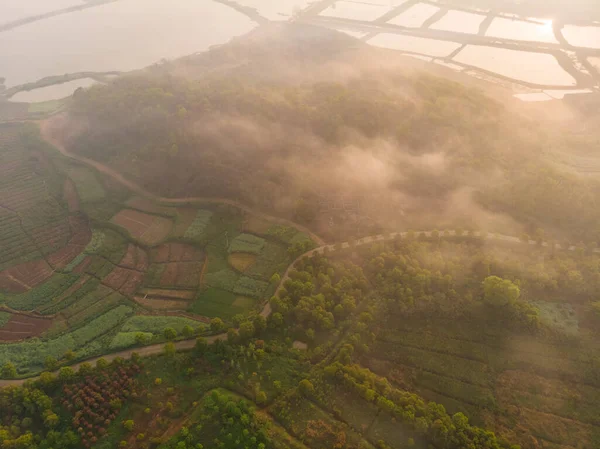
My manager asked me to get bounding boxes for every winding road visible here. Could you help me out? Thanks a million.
[40,118,326,246]
[0,120,591,388]
[0,228,585,388]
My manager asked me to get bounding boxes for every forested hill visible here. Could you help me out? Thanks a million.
[55,23,600,245]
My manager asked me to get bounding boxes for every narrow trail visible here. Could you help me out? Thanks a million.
[0,228,588,387]
[39,118,326,246]
[1,120,594,388]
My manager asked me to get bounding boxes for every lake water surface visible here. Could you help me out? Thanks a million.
[0,0,255,88]
[0,0,83,25]
[9,78,97,102]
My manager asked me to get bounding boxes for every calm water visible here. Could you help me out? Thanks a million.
[388,3,440,28]
[454,46,576,86]
[0,0,256,88]
[562,25,600,49]
[9,78,97,102]
[485,18,557,44]
[369,33,462,57]
[0,0,83,25]
[430,10,485,34]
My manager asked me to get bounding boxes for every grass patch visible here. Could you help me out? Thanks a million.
[229,233,265,255]
[0,312,11,327]
[68,167,105,202]
[204,268,240,291]
[190,287,240,319]
[183,209,213,241]
[233,276,269,298]
[109,331,154,350]
[121,315,204,334]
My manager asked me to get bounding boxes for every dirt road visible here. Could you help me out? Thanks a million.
[39,118,326,246]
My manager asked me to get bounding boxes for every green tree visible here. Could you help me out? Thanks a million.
[269,312,284,329]
[239,321,255,340]
[78,362,93,375]
[299,379,315,397]
[253,315,267,333]
[135,332,149,345]
[210,317,226,333]
[123,420,135,431]
[182,325,194,338]
[1,362,16,379]
[96,358,109,369]
[44,356,58,371]
[270,273,281,284]
[483,276,520,306]
[164,342,176,357]
[58,366,75,381]
[63,350,76,361]
[163,327,177,341]
[195,336,208,355]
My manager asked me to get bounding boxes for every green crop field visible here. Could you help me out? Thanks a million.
[0,124,311,376]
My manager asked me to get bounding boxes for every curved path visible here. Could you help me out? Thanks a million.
[40,118,326,246]
[0,228,590,387]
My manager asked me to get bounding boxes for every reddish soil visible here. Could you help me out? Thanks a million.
[148,243,205,289]
[120,244,137,268]
[160,263,179,286]
[151,243,203,263]
[153,245,171,263]
[0,314,53,341]
[169,243,185,261]
[63,178,80,212]
[103,267,131,291]
[0,259,54,293]
[103,265,144,297]
[119,244,149,271]
[30,220,71,251]
[120,272,144,296]
[110,209,172,245]
[136,247,149,271]
[47,215,92,269]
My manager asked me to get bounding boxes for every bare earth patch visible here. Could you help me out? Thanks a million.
[0,314,53,341]
[228,252,257,272]
[110,209,173,245]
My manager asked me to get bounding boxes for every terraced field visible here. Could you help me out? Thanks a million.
[0,123,314,376]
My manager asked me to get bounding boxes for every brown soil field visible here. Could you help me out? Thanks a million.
[139,288,196,300]
[0,258,53,293]
[110,209,173,245]
[47,215,92,269]
[228,253,257,272]
[63,178,80,212]
[103,267,144,297]
[0,314,53,341]
[151,243,203,263]
[243,215,272,235]
[134,296,191,310]
[120,244,149,271]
